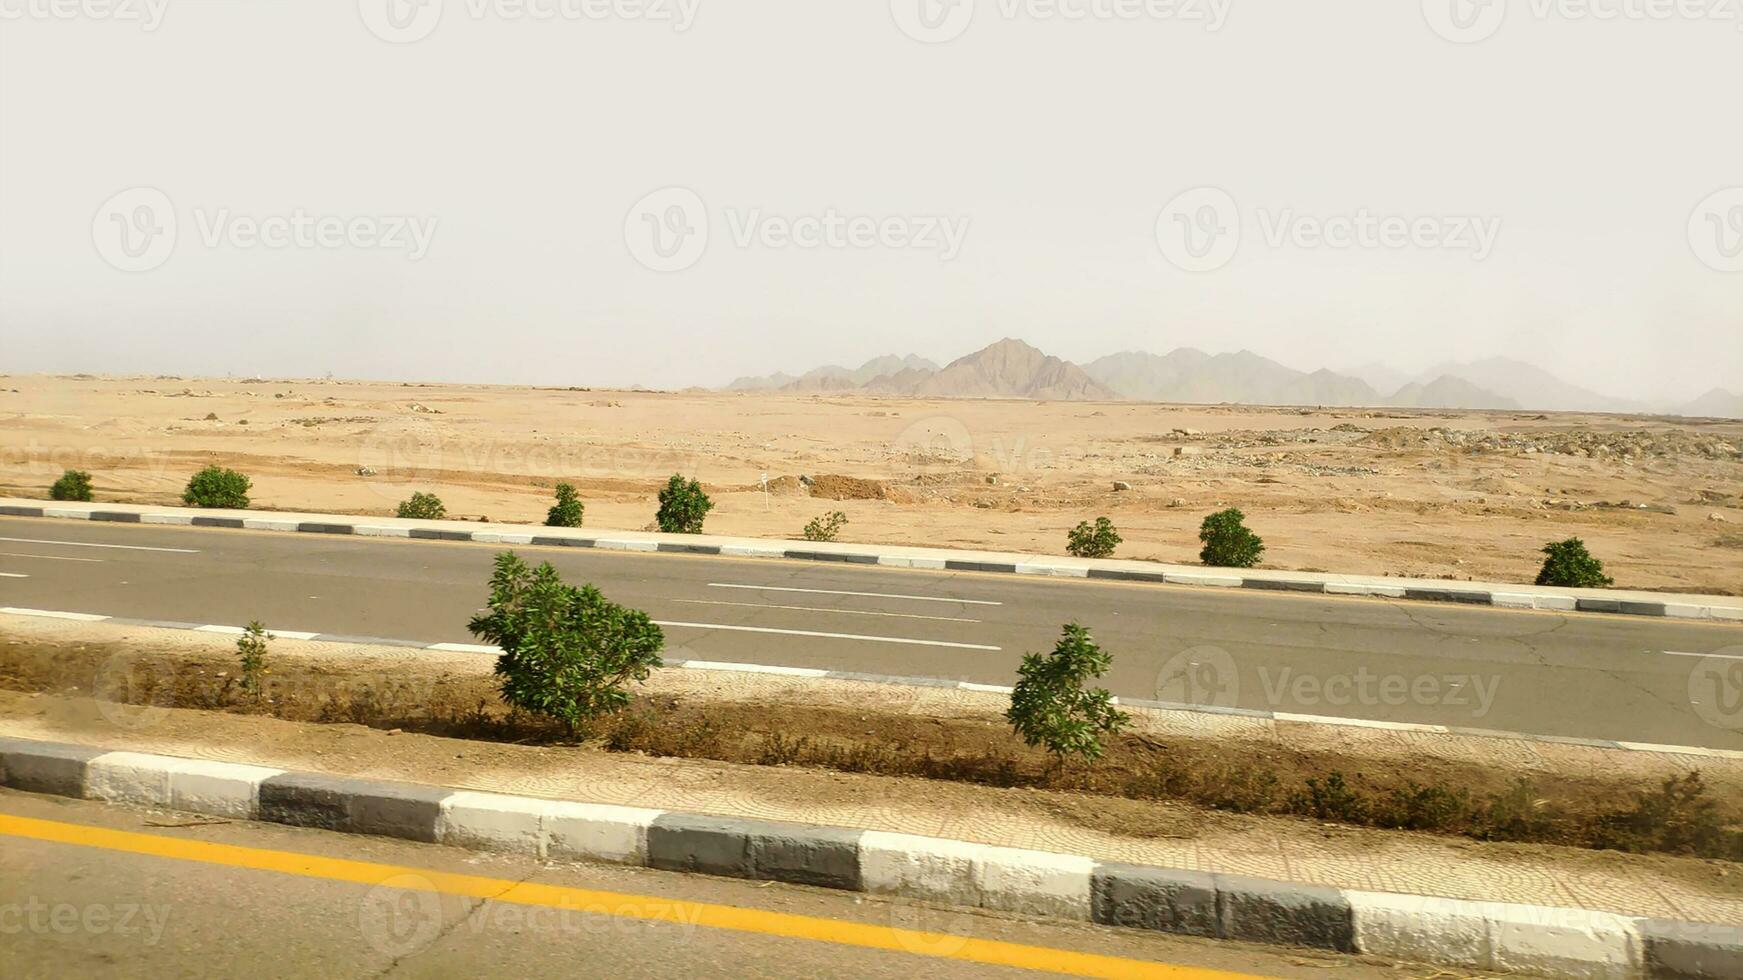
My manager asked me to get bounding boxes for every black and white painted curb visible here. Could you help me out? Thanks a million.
[4,604,1739,763]
[4,501,1740,624]
[0,736,1735,978]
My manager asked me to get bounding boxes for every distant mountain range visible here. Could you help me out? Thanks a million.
[721,339,1740,417]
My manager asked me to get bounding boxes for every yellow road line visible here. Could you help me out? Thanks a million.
[0,812,1266,980]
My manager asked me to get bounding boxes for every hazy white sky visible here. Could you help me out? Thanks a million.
[1,1,1739,400]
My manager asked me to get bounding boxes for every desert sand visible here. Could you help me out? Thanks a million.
[1,374,1739,594]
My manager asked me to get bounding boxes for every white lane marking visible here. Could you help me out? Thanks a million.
[707,582,1001,606]
[1665,649,1743,661]
[0,551,104,563]
[0,536,199,554]
[0,572,27,579]
[653,619,1001,651]
[0,606,106,620]
[672,598,979,624]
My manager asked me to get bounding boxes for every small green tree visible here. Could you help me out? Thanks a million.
[396,491,447,520]
[237,621,270,698]
[546,482,585,528]
[467,552,664,733]
[1066,517,1121,558]
[50,469,94,502]
[182,465,251,509]
[1535,537,1613,588]
[1199,507,1264,568]
[1006,623,1129,762]
[655,474,713,534]
[802,510,848,542]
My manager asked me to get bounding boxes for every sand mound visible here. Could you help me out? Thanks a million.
[806,474,887,500]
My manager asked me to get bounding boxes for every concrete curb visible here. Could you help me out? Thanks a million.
[3,604,1739,762]
[0,736,1735,977]
[5,500,1739,624]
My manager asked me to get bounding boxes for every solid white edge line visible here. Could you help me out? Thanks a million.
[707,582,1002,606]
[0,607,107,620]
[0,535,199,554]
[654,619,1001,651]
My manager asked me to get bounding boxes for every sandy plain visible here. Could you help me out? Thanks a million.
[0,374,1739,593]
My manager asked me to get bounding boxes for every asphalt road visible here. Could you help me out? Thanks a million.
[0,790,1419,979]
[1,516,1740,749]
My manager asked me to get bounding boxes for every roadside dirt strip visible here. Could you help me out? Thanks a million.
[5,499,1739,622]
[0,735,1737,979]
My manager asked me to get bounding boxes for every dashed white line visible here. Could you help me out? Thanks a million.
[0,551,104,563]
[0,572,27,579]
[707,582,1001,606]
[1665,649,1743,661]
[653,619,1001,651]
[0,536,199,554]
[672,598,980,623]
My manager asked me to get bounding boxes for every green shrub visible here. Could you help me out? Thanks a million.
[546,482,585,528]
[1006,623,1129,762]
[1593,772,1730,856]
[1534,537,1613,588]
[237,621,270,698]
[802,510,848,542]
[1289,772,1369,823]
[467,552,664,733]
[396,492,446,520]
[655,474,713,534]
[1198,507,1264,568]
[1066,517,1121,558]
[182,465,251,509]
[50,469,94,502]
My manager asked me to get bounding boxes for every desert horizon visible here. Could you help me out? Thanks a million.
[4,371,1738,595]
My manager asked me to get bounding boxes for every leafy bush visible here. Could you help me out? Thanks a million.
[1066,517,1121,558]
[50,469,94,502]
[545,482,585,528]
[467,552,664,733]
[655,474,713,534]
[1006,623,1129,762]
[802,510,848,542]
[237,621,270,698]
[182,465,251,509]
[1534,537,1613,588]
[1198,507,1264,568]
[396,492,446,520]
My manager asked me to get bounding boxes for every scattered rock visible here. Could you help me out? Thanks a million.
[1712,512,1732,523]
[356,466,376,477]
[1112,481,1132,491]
[203,412,218,421]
